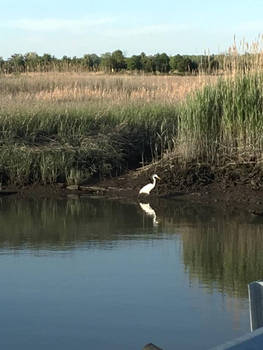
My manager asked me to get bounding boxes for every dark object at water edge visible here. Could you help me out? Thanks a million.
[143,343,163,350]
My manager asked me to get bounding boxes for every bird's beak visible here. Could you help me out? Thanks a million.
[157,176,161,180]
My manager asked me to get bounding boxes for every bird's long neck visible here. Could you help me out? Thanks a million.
[152,177,156,187]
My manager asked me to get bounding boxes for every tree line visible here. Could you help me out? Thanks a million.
[0,49,253,74]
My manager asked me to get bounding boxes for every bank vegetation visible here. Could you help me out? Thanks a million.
[1,40,263,189]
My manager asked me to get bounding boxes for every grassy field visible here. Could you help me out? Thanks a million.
[0,72,215,104]
[1,70,263,187]
[0,72,215,186]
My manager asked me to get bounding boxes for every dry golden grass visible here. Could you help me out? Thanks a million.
[0,72,217,107]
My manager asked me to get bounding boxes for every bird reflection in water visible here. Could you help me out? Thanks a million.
[139,202,159,226]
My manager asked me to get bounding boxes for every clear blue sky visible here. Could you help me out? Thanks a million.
[1,0,263,58]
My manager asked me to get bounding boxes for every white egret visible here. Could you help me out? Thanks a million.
[139,174,160,195]
[139,202,158,226]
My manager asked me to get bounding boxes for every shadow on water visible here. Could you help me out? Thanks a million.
[1,196,263,298]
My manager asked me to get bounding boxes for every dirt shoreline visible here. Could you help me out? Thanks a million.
[96,169,263,214]
[3,166,263,216]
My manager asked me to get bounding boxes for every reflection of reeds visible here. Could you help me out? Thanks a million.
[144,199,263,298]
[0,198,141,250]
[182,220,263,297]
[1,196,263,299]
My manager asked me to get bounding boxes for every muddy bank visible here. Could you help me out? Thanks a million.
[4,162,263,216]
[94,164,263,214]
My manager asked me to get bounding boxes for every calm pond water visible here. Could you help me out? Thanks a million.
[1,196,263,350]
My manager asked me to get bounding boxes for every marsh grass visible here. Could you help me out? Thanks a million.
[0,79,181,185]
[176,72,263,167]
[0,72,215,104]
[1,59,263,186]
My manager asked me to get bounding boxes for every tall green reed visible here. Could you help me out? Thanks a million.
[176,72,263,165]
